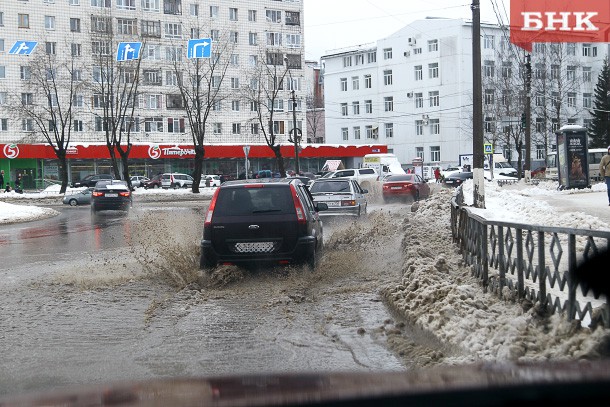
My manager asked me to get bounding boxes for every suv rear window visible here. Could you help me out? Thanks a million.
[310,180,350,193]
[359,168,375,174]
[214,186,295,216]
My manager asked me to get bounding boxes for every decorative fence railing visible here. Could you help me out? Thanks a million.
[451,187,610,328]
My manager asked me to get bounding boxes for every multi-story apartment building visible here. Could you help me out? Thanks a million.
[323,17,609,168]
[0,0,305,146]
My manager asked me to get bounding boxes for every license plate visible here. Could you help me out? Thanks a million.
[325,201,341,207]
[390,186,402,190]
[445,180,454,184]
[105,193,118,197]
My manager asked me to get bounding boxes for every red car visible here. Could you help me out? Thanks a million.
[382,174,430,203]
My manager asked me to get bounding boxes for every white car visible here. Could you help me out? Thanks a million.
[129,176,149,188]
[309,178,368,217]
[200,175,222,187]
[320,168,379,189]
[161,173,194,189]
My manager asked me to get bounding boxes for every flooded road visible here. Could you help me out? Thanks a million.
[0,203,448,398]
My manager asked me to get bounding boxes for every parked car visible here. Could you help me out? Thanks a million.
[382,174,430,202]
[62,188,94,206]
[308,178,368,217]
[144,174,162,189]
[91,180,132,213]
[320,168,379,189]
[71,174,113,188]
[161,173,194,189]
[443,171,473,188]
[199,178,328,270]
[130,176,149,188]
[440,166,463,179]
[200,174,222,187]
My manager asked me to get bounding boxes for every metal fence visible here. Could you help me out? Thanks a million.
[451,187,610,328]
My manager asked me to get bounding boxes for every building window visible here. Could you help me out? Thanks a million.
[385,123,393,138]
[364,74,371,89]
[230,31,238,44]
[165,23,182,38]
[340,78,347,91]
[583,67,592,82]
[429,91,439,107]
[550,64,559,80]
[383,48,392,59]
[167,117,185,133]
[144,117,163,132]
[232,123,241,134]
[535,118,545,133]
[536,145,545,160]
[91,16,111,33]
[231,100,240,111]
[485,117,495,133]
[582,43,597,57]
[367,51,376,63]
[142,20,161,37]
[117,0,135,9]
[352,101,360,115]
[341,103,348,116]
[0,119,7,131]
[341,127,348,141]
[365,100,372,114]
[22,119,34,132]
[18,14,30,28]
[384,96,393,112]
[428,63,439,78]
[248,10,256,22]
[353,126,361,140]
[273,121,285,134]
[45,42,57,55]
[352,76,359,90]
[535,94,544,107]
[142,0,159,11]
[251,123,259,134]
[566,66,576,81]
[416,147,424,159]
[355,54,364,65]
[71,43,82,57]
[213,123,222,134]
[20,66,31,80]
[414,93,423,108]
[428,39,439,51]
[383,70,392,86]
[210,29,219,41]
[430,146,441,162]
[583,93,592,108]
[483,60,495,77]
[266,9,281,23]
[343,56,353,67]
[430,119,440,134]
[415,65,422,81]
[118,18,137,35]
[45,16,56,30]
[0,12,3,27]
[164,0,182,15]
[285,11,300,26]
[166,94,184,109]
[70,18,81,32]
[502,62,512,78]
[484,89,494,105]
[483,35,494,49]
[249,32,257,46]
[567,92,576,107]
[415,120,423,135]
[365,125,373,139]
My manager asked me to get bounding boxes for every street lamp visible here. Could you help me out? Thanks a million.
[285,57,300,175]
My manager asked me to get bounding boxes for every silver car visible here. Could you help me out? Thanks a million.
[62,188,94,206]
[308,178,368,217]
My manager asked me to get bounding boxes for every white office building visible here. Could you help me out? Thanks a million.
[322,18,608,168]
[0,0,305,145]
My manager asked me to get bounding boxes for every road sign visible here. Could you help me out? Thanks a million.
[187,38,212,59]
[243,145,250,156]
[116,42,142,61]
[9,41,38,56]
[484,143,493,154]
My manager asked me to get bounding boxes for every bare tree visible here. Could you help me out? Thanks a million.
[171,35,233,193]
[11,45,86,193]
[89,12,143,190]
[305,93,324,143]
[243,50,292,176]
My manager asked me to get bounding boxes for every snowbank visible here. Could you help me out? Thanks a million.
[383,189,610,363]
[0,201,59,224]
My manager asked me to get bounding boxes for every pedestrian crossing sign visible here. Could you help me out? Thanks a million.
[484,143,493,154]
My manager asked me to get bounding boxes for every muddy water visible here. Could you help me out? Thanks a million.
[0,203,446,398]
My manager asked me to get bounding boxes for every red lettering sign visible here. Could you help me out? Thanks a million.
[510,0,610,52]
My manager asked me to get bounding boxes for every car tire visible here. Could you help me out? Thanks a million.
[153,184,159,189]
[69,199,78,206]
[306,245,317,271]
[171,183,177,189]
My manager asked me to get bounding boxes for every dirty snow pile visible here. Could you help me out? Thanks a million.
[0,201,59,224]
[383,188,610,363]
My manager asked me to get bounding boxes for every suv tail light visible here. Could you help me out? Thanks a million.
[92,191,103,197]
[119,191,131,197]
[289,184,307,225]
[204,188,221,227]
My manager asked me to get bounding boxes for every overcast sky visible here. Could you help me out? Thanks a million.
[303,0,510,61]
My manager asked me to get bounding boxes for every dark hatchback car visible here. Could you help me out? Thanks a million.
[200,179,327,270]
[443,171,473,187]
[71,174,113,188]
[91,180,132,213]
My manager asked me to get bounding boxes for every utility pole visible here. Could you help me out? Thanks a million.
[472,0,485,208]
[524,54,532,180]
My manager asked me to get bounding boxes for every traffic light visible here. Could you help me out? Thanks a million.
[521,112,526,129]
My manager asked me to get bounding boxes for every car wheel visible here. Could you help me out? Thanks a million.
[183,183,189,189]
[199,252,216,270]
[171,183,177,189]
[306,245,317,271]
[153,184,159,189]
[69,199,78,206]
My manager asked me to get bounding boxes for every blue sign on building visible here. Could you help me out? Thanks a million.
[116,42,142,61]
[187,38,212,59]
[9,41,38,55]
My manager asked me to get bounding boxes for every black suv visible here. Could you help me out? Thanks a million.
[72,174,113,188]
[200,179,327,270]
